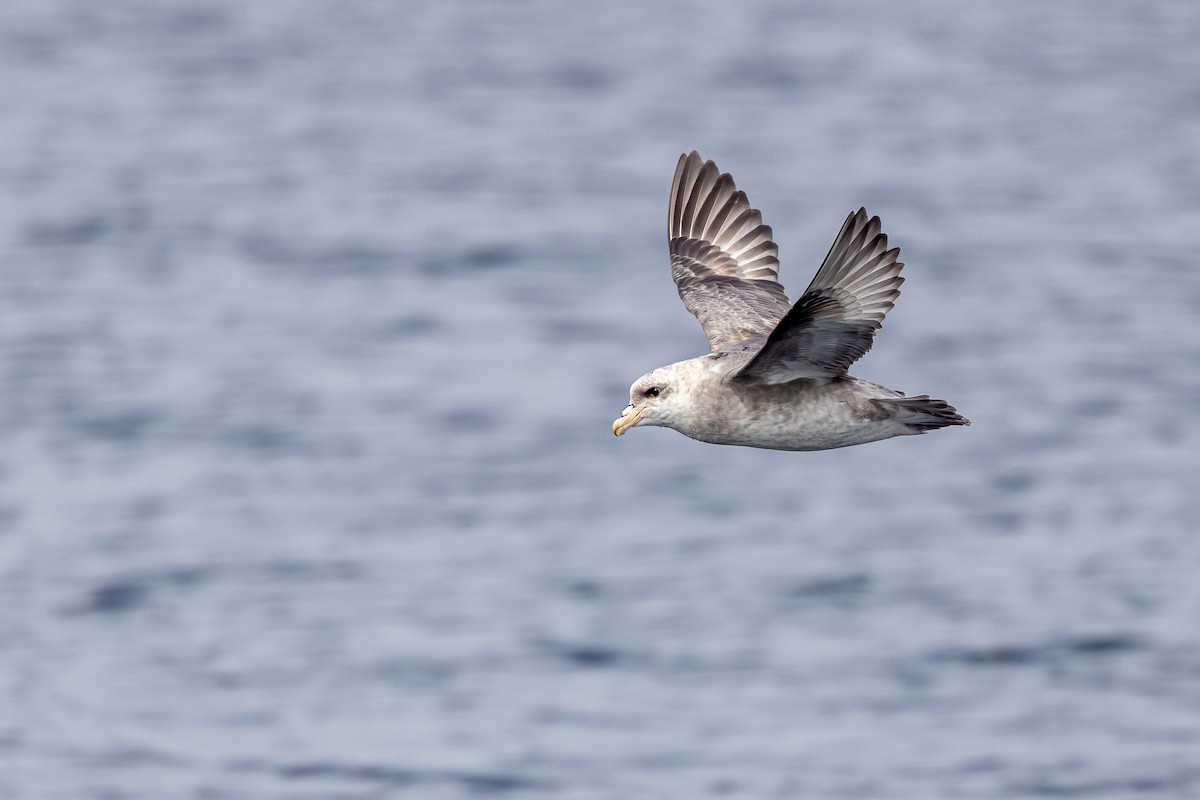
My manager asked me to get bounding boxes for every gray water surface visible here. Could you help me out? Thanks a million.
[3,2,1199,798]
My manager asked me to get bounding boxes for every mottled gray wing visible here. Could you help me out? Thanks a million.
[669,151,791,353]
[734,208,904,384]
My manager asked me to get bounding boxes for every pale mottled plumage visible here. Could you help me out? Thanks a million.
[612,151,968,451]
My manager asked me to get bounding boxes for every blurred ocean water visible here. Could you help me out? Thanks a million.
[2,1,1199,798]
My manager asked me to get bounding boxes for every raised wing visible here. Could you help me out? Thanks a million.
[669,151,791,353]
[734,208,903,384]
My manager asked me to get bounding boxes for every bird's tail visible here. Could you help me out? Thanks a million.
[878,395,970,431]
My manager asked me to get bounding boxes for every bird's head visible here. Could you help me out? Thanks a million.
[612,362,697,437]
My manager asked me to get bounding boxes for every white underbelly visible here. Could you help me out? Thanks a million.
[686,383,912,451]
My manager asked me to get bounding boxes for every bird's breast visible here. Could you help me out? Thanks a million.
[683,379,894,451]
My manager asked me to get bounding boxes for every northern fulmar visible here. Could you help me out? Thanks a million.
[612,151,969,451]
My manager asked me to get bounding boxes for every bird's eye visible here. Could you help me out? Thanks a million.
[645,387,661,398]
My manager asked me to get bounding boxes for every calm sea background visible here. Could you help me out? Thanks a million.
[3,2,1199,798]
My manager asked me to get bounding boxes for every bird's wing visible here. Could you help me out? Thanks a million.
[733,208,903,384]
[669,151,791,353]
